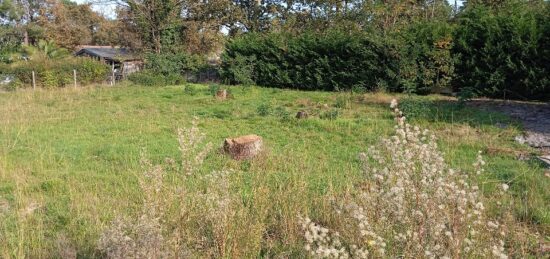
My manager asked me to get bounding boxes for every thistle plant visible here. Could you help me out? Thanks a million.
[301,99,509,258]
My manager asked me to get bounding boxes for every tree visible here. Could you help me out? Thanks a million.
[37,0,118,49]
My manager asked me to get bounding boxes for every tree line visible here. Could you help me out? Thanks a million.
[1,0,549,99]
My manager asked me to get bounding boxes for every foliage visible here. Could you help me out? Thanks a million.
[398,21,456,95]
[221,31,399,92]
[128,53,206,86]
[183,84,198,95]
[398,97,435,120]
[256,103,272,116]
[208,84,220,96]
[144,53,205,75]
[21,40,69,60]
[128,71,184,87]
[4,56,108,88]
[453,3,550,100]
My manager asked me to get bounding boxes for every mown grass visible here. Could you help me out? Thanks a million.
[0,84,548,257]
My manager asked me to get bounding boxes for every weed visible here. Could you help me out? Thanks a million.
[301,100,515,258]
[334,95,351,109]
[274,106,291,121]
[399,97,433,120]
[256,103,272,117]
[208,84,221,96]
[184,84,199,95]
[320,109,340,120]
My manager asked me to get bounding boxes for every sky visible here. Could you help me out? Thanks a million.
[73,0,465,20]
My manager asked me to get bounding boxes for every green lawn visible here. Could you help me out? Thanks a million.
[0,84,548,257]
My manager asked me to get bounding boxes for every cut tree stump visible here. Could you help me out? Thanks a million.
[296,110,309,119]
[216,89,228,100]
[224,134,263,160]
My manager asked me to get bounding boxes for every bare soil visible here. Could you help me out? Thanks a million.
[468,99,550,166]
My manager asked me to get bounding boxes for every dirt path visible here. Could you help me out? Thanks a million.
[468,99,550,167]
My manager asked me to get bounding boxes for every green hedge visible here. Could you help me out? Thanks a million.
[453,4,549,100]
[221,3,549,101]
[221,31,401,92]
[5,57,109,89]
[128,52,204,86]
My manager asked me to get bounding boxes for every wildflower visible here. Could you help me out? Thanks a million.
[300,100,509,258]
[390,99,398,109]
[501,184,509,192]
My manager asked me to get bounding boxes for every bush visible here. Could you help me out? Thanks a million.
[398,21,456,95]
[453,4,550,100]
[128,71,166,86]
[144,53,205,76]
[5,57,108,88]
[398,97,434,120]
[221,31,399,92]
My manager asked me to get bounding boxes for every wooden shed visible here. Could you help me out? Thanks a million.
[75,46,142,80]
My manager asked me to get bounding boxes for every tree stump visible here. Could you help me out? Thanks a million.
[224,135,263,160]
[216,89,228,100]
[296,110,309,119]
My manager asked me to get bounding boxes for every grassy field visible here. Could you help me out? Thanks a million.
[0,84,548,257]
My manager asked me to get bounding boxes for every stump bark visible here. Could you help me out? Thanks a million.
[296,110,309,119]
[216,89,228,100]
[224,134,263,160]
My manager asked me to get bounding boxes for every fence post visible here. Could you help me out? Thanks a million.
[32,71,36,90]
[111,62,115,86]
[73,69,77,88]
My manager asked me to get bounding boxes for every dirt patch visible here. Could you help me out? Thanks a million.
[469,99,550,147]
[468,99,550,166]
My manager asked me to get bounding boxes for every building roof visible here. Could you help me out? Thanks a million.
[75,46,140,61]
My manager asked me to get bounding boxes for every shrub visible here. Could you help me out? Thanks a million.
[221,31,399,92]
[5,57,108,88]
[144,53,205,76]
[301,100,512,258]
[398,97,434,120]
[453,4,550,100]
[220,53,256,86]
[398,21,456,95]
[128,71,166,86]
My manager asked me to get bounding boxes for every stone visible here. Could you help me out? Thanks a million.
[296,110,309,119]
[224,134,263,160]
[216,89,228,100]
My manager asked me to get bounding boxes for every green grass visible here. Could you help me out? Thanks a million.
[0,84,548,257]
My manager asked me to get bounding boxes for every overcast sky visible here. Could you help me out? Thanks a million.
[74,0,465,20]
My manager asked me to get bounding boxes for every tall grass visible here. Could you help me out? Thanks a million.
[0,85,547,257]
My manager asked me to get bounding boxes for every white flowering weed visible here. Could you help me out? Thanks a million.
[301,99,510,258]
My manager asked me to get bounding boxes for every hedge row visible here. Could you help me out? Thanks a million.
[221,4,550,100]
[128,53,204,86]
[3,57,109,89]
[221,31,400,92]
